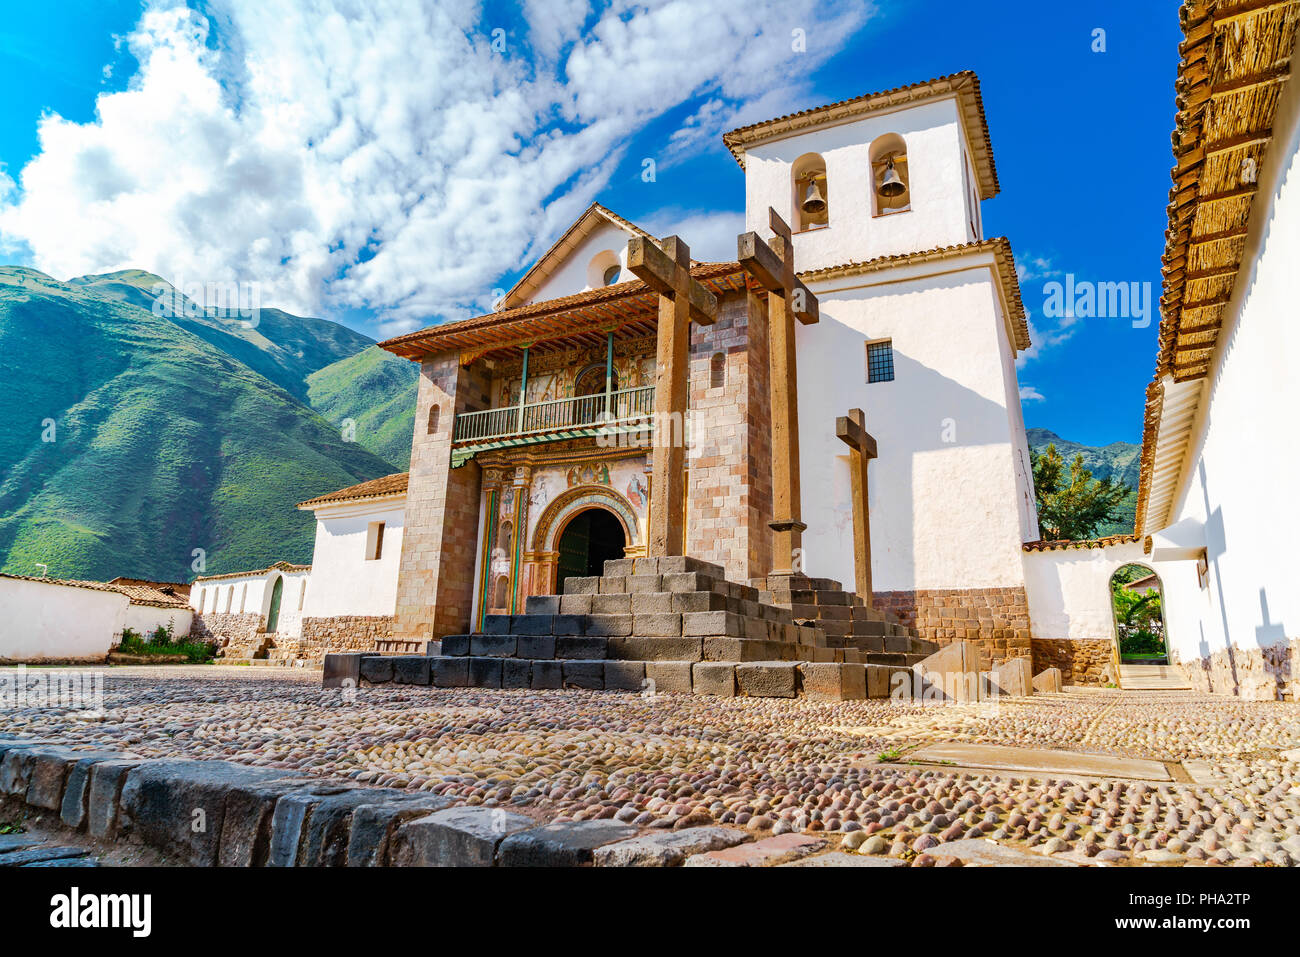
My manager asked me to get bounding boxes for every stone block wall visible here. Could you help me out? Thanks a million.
[1031,638,1117,686]
[393,355,492,641]
[191,612,262,646]
[686,289,773,583]
[1172,638,1298,701]
[874,586,1031,671]
[271,615,395,663]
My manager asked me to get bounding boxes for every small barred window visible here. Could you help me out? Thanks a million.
[866,340,894,383]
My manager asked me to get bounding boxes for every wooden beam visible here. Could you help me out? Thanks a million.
[626,236,718,325]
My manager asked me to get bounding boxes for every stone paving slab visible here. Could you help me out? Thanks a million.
[0,833,45,853]
[925,839,1077,867]
[0,845,90,866]
[909,743,1172,781]
[781,852,907,867]
[594,826,750,867]
[22,857,99,867]
[498,819,637,867]
[684,833,826,867]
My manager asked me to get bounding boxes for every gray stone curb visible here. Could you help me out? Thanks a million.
[0,737,758,867]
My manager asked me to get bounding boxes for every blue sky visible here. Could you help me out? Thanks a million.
[0,1,1183,446]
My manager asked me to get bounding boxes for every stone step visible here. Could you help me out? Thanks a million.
[441,634,829,664]
[529,590,794,621]
[478,609,817,644]
[356,653,915,700]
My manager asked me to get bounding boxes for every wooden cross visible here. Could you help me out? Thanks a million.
[835,408,877,602]
[738,208,819,576]
[627,235,718,557]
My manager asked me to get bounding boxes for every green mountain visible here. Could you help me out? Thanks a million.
[1026,428,1140,537]
[0,266,404,582]
[307,346,418,470]
[68,270,375,400]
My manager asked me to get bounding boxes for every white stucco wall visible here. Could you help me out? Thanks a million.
[1153,53,1300,669]
[300,499,404,618]
[525,222,636,304]
[191,567,310,636]
[1022,541,1147,641]
[192,575,265,616]
[124,604,194,638]
[744,97,981,270]
[798,257,1032,592]
[0,577,127,662]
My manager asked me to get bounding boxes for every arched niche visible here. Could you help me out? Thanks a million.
[869,132,911,215]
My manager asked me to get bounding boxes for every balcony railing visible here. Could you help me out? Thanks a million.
[453,385,656,444]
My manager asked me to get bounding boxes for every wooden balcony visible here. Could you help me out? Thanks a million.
[452,385,655,450]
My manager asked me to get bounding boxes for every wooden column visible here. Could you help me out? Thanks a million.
[626,235,718,557]
[836,408,878,602]
[738,208,820,576]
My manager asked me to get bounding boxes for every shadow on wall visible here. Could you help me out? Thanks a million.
[799,275,1024,589]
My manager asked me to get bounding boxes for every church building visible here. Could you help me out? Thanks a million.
[188,12,1300,701]
[293,71,1041,673]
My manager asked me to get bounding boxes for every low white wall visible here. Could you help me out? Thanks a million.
[191,568,310,637]
[301,500,404,618]
[0,577,127,662]
[123,604,194,639]
[1022,541,1146,641]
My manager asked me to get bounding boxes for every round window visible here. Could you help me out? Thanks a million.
[603,264,622,286]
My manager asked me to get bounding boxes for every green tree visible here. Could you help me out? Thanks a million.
[1111,569,1165,657]
[1032,443,1131,540]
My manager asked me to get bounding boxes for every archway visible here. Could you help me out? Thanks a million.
[1109,563,1168,664]
[556,508,626,591]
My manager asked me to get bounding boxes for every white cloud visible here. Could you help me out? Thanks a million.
[1019,385,1045,403]
[0,0,872,335]
[640,207,745,263]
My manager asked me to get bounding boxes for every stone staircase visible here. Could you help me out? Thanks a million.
[754,572,920,657]
[388,556,938,699]
[1119,663,1192,691]
[215,630,275,662]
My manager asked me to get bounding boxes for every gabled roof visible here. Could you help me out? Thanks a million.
[1137,0,1300,536]
[380,262,748,362]
[722,71,999,200]
[297,472,410,509]
[500,203,655,309]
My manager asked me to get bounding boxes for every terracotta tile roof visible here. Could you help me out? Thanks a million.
[192,560,312,584]
[1022,534,1142,553]
[106,578,191,608]
[0,572,197,607]
[722,71,999,199]
[798,237,1030,351]
[0,573,126,595]
[378,262,748,361]
[1136,0,1300,535]
[296,472,409,509]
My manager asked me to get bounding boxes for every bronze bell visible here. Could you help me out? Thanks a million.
[878,158,906,199]
[801,176,827,215]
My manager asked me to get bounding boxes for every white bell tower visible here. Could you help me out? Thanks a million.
[723,72,996,271]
